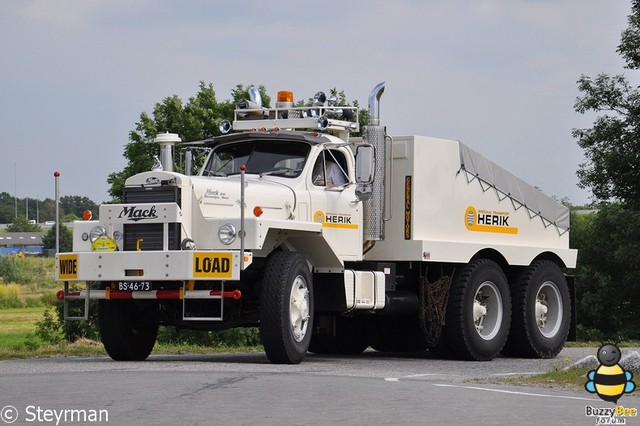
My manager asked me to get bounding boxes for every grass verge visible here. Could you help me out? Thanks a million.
[0,306,263,360]
[0,306,47,348]
[0,339,263,360]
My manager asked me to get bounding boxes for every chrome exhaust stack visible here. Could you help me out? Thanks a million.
[363,82,387,241]
[153,132,182,172]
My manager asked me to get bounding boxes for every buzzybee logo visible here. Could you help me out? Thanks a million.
[118,205,158,222]
[585,343,636,404]
[584,343,637,425]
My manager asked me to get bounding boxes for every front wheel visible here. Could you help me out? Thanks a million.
[260,251,313,364]
[504,260,571,358]
[98,300,158,361]
[439,259,511,361]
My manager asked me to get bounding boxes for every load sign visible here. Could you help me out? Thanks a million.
[193,252,233,279]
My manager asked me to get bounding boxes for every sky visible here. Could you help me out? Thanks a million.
[0,0,634,205]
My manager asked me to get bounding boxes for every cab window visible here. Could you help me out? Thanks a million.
[203,140,309,178]
[312,150,349,187]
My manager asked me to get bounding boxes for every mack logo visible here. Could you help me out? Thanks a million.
[118,205,158,222]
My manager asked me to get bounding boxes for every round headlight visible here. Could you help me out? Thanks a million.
[218,223,237,245]
[89,225,107,243]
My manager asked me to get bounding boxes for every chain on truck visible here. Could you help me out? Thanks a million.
[55,82,577,364]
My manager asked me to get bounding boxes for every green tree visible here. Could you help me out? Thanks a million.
[571,205,640,339]
[0,192,15,223]
[572,1,640,339]
[60,196,98,219]
[107,81,237,200]
[6,216,42,232]
[573,1,640,208]
[42,224,73,253]
[36,199,58,223]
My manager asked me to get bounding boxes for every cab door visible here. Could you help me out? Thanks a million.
[308,147,363,261]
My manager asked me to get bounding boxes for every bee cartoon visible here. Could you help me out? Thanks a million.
[585,343,636,403]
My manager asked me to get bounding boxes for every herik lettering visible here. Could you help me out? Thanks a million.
[118,205,158,222]
[325,214,352,224]
[477,213,509,227]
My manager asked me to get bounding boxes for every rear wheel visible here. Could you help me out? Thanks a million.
[98,300,158,361]
[260,251,313,364]
[440,259,511,360]
[504,260,570,358]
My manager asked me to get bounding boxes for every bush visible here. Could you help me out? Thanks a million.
[154,326,261,347]
[35,306,63,345]
[156,327,221,346]
[0,257,55,286]
[572,204,640,341]
[218,328,261,347]
[54,299,99,342]
[0,284,22,308]
[0,257,32,284]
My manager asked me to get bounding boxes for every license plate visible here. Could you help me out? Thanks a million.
[117,282,152,291]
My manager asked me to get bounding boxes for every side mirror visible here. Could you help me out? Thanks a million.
[355,144,375,184]
[355,144,375,201]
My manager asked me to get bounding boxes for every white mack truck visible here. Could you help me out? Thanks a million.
[56,82,577,364]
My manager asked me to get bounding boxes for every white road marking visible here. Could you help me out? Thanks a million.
[432,383,597,401]
[487,372,540,377]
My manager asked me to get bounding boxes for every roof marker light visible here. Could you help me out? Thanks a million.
[277,91,294,103]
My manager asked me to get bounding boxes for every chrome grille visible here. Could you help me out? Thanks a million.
[122,185,181,251]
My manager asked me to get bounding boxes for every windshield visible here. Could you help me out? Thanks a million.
[202,140,310,178]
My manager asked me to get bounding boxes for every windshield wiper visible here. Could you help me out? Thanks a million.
[203,170,227,177]
[259,167,299,178]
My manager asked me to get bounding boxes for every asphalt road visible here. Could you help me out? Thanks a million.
[1,348,639,426]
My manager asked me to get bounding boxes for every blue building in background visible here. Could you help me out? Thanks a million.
[0,232,45,256]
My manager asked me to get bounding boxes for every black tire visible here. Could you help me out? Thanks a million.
[260,251,314,364]
[504,260,571,358]
[98,300,158,361]
[440,259,511,361]
[309,317,369,355]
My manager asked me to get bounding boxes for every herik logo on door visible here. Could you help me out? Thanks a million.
[193,253,233,278]
[313,210,358,229]
[464,206,518,235]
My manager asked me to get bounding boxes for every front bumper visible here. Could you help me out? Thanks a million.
[55,250,252,282]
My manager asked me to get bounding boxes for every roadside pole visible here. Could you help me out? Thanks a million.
[54,170,60,253]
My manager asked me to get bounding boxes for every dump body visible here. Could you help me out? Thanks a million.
[365,135,576,267]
